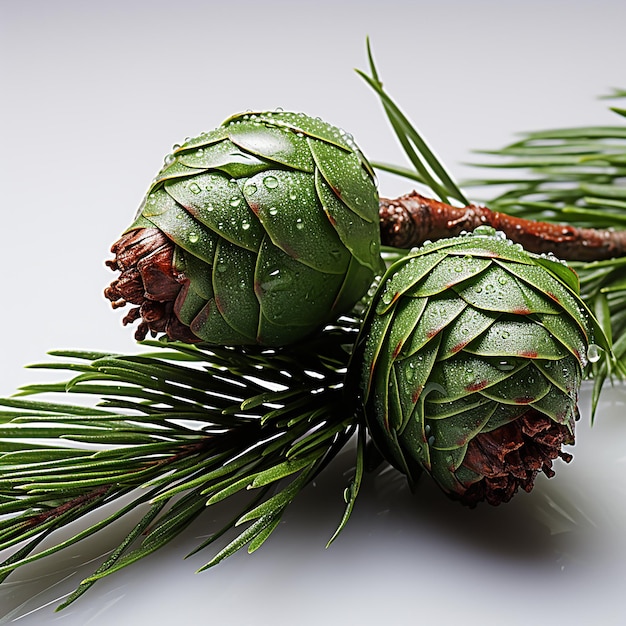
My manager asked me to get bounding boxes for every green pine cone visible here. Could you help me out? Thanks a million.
[357,226,605,506]
[105,111,383,346]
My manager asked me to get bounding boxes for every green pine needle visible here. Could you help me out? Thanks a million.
[359,38,468,206]
[0,321,362,609]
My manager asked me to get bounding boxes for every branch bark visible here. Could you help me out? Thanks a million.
[379,192,626,261]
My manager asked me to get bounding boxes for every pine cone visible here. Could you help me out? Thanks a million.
[356,226,603,505]
[106,111,383,346]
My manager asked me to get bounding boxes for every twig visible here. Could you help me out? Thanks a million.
[379,192,626,261]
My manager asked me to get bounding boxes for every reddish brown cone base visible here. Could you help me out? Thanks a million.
[104,228,197,342]
[457,411,574,506]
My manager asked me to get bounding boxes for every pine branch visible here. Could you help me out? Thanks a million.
[359,46,625,403]
[359,45,626,265]
[3,42,625,614]
[0,323,362,608]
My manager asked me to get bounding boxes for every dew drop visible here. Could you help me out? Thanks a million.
[587,343,602,363]
[188,182,201,195]
[188,232,199,243]
[496,360,515,371]
[230,196,242,208]
[244,183,258,195]
[472,225,496,238]
[296,218,304,230]
[241,221,251,231]
[269,207,278,216]
[263,175,279,189]
[330,248,342,260]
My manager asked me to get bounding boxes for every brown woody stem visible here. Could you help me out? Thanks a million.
[21,439,221,534]
[379,192,626,261]
[24,485,111,530]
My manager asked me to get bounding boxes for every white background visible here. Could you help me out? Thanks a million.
[2,1,626,624]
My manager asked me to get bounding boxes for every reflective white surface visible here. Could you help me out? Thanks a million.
[2,1,626,624]
[2,383,626,625]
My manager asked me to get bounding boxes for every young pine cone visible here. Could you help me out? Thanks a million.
[356,226,606,506]
[105,111,383,346]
